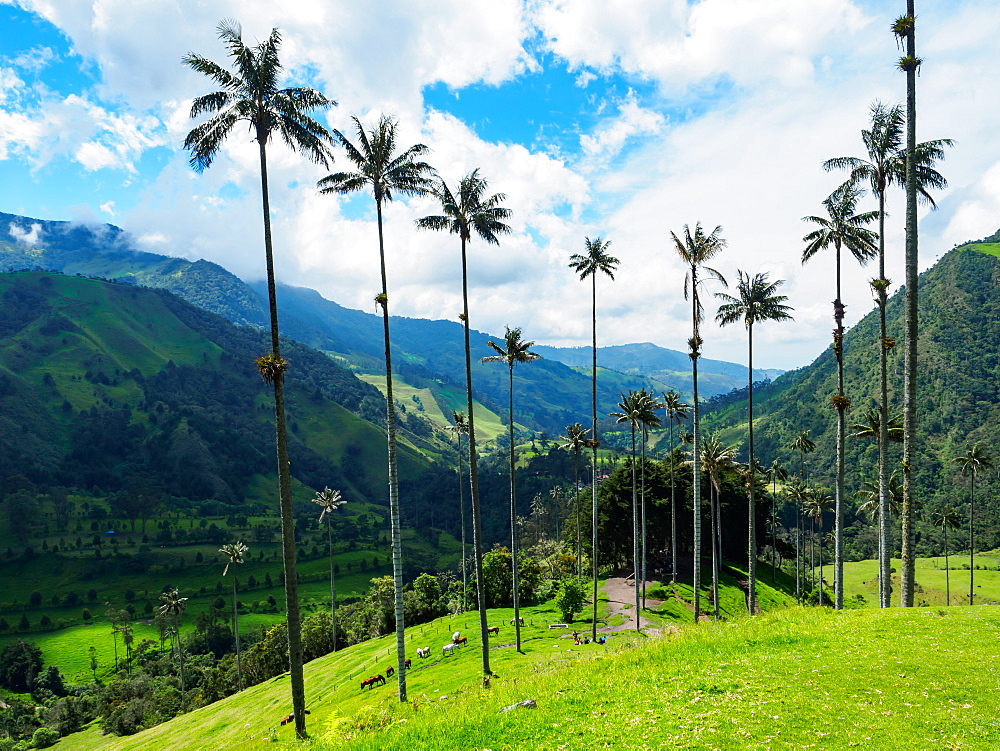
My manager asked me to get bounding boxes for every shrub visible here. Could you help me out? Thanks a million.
[31,728,59,749]
[555,578,588,623]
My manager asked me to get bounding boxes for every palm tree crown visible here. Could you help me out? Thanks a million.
[715,272,793,331]
[182,20,333,172]
[318,115,432,204]
[673,223,727,328]
[569,237,619,283]
[220,541,248,577]
[416,168,512,244]
[801,183,879,267]
[481,326,541,370]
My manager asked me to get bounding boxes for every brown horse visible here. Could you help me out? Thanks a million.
[360,674,386,691]
[385,665,394,678]
[453,635,468,646]
[487,625,500,636]
[404,658,411,669]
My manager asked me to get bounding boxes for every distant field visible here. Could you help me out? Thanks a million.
[967,241,1000,258]
[840,549,1000,606]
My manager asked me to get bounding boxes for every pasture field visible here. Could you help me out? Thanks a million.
[55,589,1000,750]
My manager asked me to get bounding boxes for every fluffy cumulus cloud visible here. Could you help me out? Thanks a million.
[2,0,1000,370]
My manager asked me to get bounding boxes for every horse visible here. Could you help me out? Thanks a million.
[510,616,524,626]
[386,665,394,678]
[280,710,309,726]
[452,631,461,642]
[442,643,460,656]
[361,674,386,690]
[416,646,430,658]
[404,658,411,669]
[453,636,468,646]
[487,625,500,636]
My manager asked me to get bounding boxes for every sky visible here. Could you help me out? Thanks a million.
[1,0,998,371]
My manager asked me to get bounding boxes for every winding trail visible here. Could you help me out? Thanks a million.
[601,574,664,635]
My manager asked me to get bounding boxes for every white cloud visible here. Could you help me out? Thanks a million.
[8,221,42,245]
[99,201,116,216]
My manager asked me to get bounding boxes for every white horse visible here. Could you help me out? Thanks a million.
[452,631,461,642]
[442,643,460,656]
[416,646,430,658]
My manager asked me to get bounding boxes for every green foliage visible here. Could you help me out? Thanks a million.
[29,728,58,749]
[0,639,42,692]
[554,578,587,622]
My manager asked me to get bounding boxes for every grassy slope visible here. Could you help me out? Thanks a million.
[59,591,1000,749]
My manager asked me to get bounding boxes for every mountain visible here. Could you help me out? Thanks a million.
[1,212,775,437]
[0,270,434,510]
[702,236,1000,558]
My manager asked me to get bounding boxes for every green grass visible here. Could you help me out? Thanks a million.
[840,550,1000,607]
[966,241,1000,259]
[57,594,1000,750]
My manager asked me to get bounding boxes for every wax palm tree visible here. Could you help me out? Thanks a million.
[416,170,510,680]
[824,100,952,609]
[804,488,834,605]
[481,326,540,652]
[559,422,590,578]
[764,459,788,581]
[157,588,188,699]
[931,506,961,605]
[688,435,739,620]
[672,223,727,621]
[953,443,995,606]
[637,391,663,609]
[446,412,471,608]
[856,474,903,522]
[220,541,248,690]
[610,390,649,629]
[568,237,619,639]
[318,115,431,700]
[182,21,333,734]
[789,431,816,481]
[312,488,346,650]
[784,477,811,602]
[716,271,793,613]
[848,407,904,443]
[662,391,690,583]
[802,183,878,610]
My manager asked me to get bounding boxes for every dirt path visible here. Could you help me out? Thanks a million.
[601,574,664,635]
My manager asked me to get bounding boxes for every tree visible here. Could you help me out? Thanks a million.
[661,391,690,584]
[220,541,248,690]
[559,423,590,578]
[801,182,877,610]
[555,578,587,623]
[716,271,793,613]
[568,236,619,640]
[953,443,995,606]
[0,639,42,693]
[610,390,659,627]
[481,326,540,652]
[312,488,346,651]
[446,412,471,609]
[825,100,952,609]
[636,392,662,610]
[156,588,188,699]
[319,115,431,700]
[803,487,834,604]
[932,506,961,605]
[672,223,727,621]
[764,459,788,581]
[182,20,333,737]
[416,169,511,682]
[785,477,811,602]
[688,435,738,619]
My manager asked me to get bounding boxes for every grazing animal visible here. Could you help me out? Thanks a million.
[360,674,386,691]
[443,643,460,656]
[487,625,500,635]
[280,710,310,725]
[452,631,461,642]
[510,616,524,626]
[386,665,394,678]
[404,658,411,669]
[453,636,468,646]
[416,646,430,658]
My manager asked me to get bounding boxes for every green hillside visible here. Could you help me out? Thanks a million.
[702,240,1000,560]
[52,587,1000,750]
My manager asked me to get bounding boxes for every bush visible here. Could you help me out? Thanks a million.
[555,578,587,623]
[31,727,59,748]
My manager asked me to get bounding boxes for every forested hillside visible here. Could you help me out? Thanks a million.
[704,240,1000,557]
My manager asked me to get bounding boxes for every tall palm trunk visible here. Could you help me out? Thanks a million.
[374,200,408,700]
[458,434,467,611]
[232,576,242,690]
[833,239,846,610]
[630,425,640,630]
[747,322,757,614]
[818,514,825,605]
[669,416,678,583]
[507,364,522,651]
[257,137,306,737]
[899,0,919,608]
[574,448,582,578]
[968,473,976,606]
[690,269,702,622]
[326,518,338,650]
[460,236,491,680]
[876,188,891,609]
[590,275,600,641]
[711,483,720,620]
[640,428,648,610]
[943,523,950,605]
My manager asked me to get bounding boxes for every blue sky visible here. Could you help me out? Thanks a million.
[1,0,998,370]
